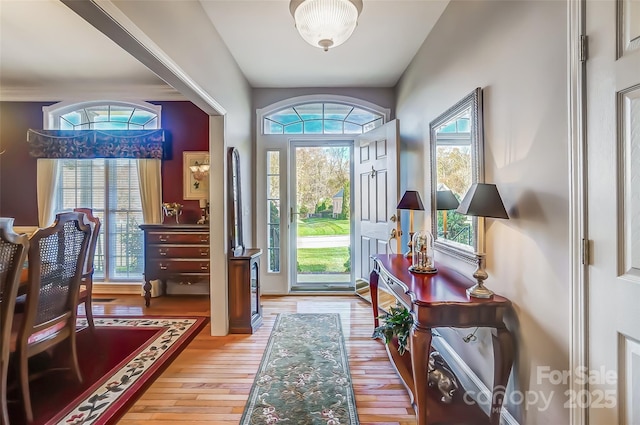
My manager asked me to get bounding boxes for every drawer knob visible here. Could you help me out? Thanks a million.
[200,249,209,256]
[200,236,209,243]
[159,249,167,256]
[200,264,209,271]
[159,264,168,270]
[159,235,169,242]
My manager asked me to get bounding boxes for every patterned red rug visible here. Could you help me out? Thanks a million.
[7,316,207,425]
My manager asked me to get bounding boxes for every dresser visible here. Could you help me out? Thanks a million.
[370,254,515,425]
[228,248,262,333]
[139,224,210,307]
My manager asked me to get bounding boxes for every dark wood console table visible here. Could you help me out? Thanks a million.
[139,224,210,307]
[369,254,514,425]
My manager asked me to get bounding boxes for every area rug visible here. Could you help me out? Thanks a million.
[240,313,359,424]
[7,316,207,425]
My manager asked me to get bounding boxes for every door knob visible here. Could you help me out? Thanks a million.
[390,214,397,223]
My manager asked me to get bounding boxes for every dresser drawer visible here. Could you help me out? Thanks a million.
[149,259,210,273]
[147,245,210,259]
[147,231,209,244]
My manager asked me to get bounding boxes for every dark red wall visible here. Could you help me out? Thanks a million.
[0,101,209,225]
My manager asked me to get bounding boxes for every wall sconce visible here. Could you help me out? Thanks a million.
[456,183,509,298]
[436,189,460,239]
[189,156,210,183]
[396,190,425,258]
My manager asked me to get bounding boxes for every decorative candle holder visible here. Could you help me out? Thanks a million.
[409,230,437,274]
[162,202,183,224]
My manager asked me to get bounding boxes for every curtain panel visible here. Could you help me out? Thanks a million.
[27,129,165,159]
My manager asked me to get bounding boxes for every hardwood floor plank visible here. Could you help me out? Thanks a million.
[93,294,416,424]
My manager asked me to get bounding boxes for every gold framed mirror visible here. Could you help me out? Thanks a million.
[430,87,484,264]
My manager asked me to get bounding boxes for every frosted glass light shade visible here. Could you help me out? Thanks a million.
[290,0,363,51]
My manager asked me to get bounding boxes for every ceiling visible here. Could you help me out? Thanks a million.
[0,0,448,99]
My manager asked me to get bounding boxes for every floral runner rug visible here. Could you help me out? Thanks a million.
[240,313,360,424]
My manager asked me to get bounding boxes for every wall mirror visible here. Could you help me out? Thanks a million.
[227,147,244,253]
[430,87,484,264]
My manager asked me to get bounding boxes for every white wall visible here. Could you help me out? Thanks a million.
[105,0,253,336]
[396,1,570,423]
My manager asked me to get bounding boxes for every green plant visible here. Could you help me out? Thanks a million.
[372,303,414,355]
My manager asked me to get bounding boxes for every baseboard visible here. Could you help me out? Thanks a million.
[431,331,519,425]
[92,282,143,295]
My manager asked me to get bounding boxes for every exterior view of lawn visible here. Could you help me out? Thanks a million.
[296,218,350,274]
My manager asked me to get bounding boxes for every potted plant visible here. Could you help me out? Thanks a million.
[372,303,413,355]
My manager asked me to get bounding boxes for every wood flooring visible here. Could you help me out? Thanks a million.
[91,293,417,425]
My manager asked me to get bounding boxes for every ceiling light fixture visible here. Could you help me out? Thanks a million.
[290,0,363,52]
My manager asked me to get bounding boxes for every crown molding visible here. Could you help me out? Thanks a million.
[0,84,187,103]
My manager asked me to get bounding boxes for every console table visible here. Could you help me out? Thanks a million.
[370,254,514,425]
[139,224,210,307]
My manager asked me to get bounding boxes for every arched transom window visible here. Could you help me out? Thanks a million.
[56,103,159,130]
[263,102,384,135]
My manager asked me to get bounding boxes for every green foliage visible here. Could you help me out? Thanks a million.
[299,205,309,215]
[343,246,351,272]
[297,218,349,237]
[372,304,413,355]
[437,210,472,245]
[119,216,143,273]
[297,247,349,273]
[341,181,350,220]
[315,199,329,213]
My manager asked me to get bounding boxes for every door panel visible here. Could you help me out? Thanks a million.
[586,0,640,423]
[354,120,400,283]
[290,142,353,291]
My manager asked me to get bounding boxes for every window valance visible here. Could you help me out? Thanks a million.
[27,129,166,159]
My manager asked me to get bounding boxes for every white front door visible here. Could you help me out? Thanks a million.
[586,0,640,423]
[353,119,400,284]
[289,141,353,291]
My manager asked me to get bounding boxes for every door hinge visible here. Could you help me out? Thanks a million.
[579,35,588,62]
[581,238,591,265]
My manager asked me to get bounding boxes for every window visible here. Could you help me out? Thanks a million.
[267,151,281,272]
[46,101,160,282]
[263,102,384,135]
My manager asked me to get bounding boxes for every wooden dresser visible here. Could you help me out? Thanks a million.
[139,224,210,307]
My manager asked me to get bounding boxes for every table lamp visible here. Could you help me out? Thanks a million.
[436,190,460,239]
[397,190,425,258]
[456,183,509,298]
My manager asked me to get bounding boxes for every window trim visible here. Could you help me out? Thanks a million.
[258,94,390,135]
[44,100,162,129]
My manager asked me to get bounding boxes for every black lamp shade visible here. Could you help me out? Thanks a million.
[436,190,460,210]
[397,190,424,210]
[456,183,509,219]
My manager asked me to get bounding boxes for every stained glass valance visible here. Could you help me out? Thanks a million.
[27,129,166,159]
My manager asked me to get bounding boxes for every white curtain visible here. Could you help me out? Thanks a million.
[36,159,60,227]
[136,159,163,224]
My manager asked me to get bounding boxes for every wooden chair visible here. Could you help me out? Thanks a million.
[10,212,90,422]
[73,208,101,330]
[0,218,29,425]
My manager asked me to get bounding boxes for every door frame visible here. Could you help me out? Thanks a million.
[255,95,391,296]
[568,1,588,424]
[289,140,355,291]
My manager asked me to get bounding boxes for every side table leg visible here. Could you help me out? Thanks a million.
[144,279,151,307]
[410,323,432,425]
[491,327,515,425]
[369,269,380,328]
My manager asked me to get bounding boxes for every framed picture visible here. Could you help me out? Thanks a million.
[183,151,210,200]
